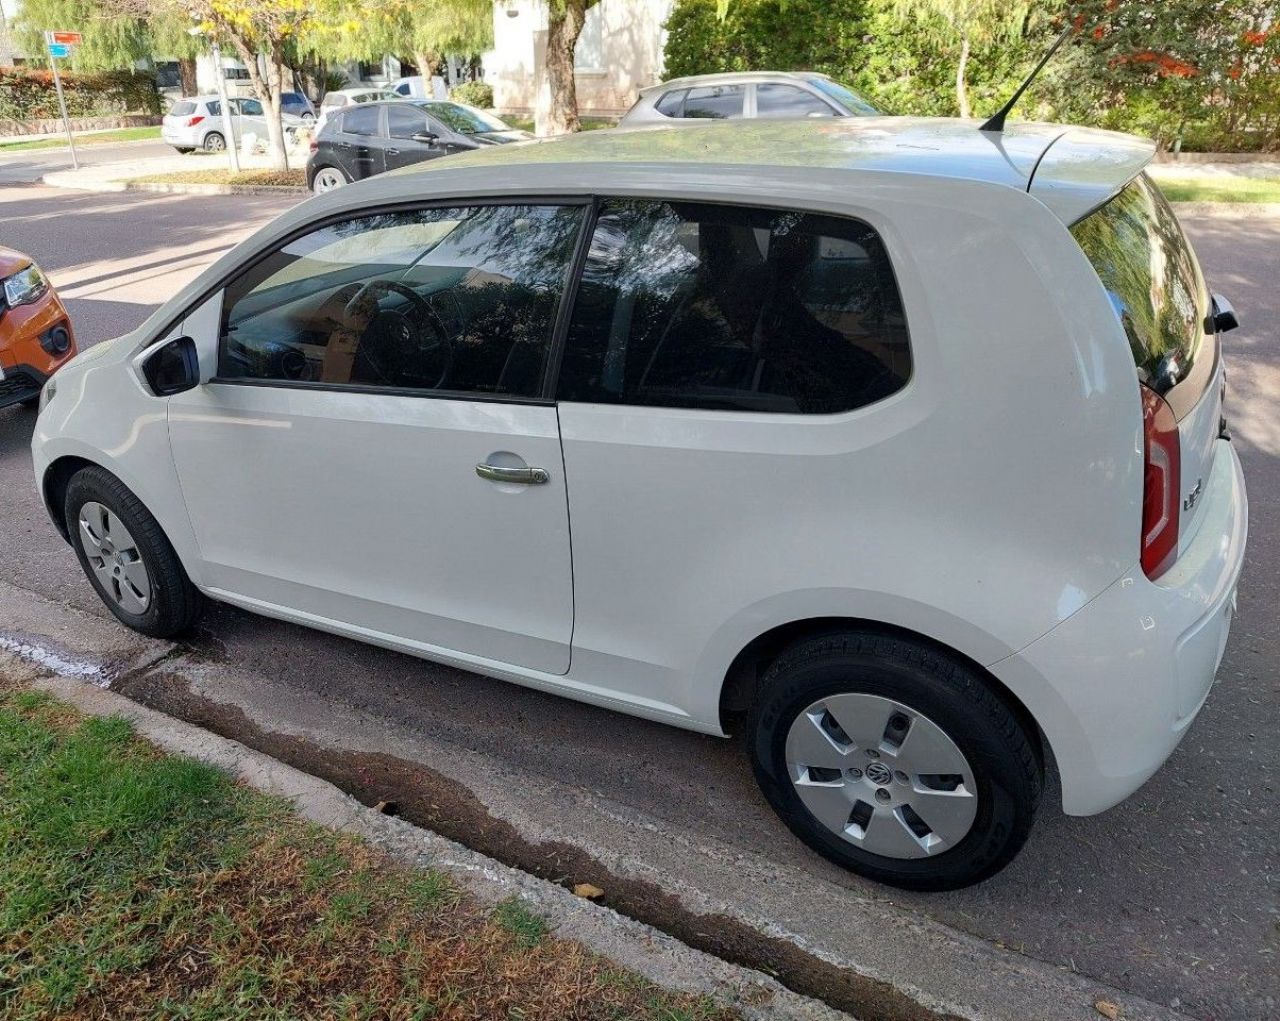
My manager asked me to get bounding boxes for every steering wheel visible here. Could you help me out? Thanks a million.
[345,279,453,390]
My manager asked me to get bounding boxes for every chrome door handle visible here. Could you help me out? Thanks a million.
[386,147,400,155]
[475,463,549,485]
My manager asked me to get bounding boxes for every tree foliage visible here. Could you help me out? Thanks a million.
[666,0,1280,149]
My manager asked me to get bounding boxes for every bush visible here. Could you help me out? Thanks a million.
[0,68,160,121]
[450,79,493,109]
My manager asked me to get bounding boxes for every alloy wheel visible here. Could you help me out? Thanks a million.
[785,692,977,859]
[78,501,151,614]
[313,168,346,193]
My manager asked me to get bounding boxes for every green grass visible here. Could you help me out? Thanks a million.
[0,687,738,1021]
[1153,174,1280,204]
[0,125,161,152]
[129,167,307,188]
[503,115,616,134]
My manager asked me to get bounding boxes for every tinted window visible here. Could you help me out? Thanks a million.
[420,102,507,134]
[220,205,584,398]
[810,78,881,116]
[205,100,221,117]
[1072,173,1210,395]
[755,83,834,119]
[237,98,264,116]
[655,89,686,116]
[388,105,430,139]
[682,85,743,119]
[343,105,380,136]
[169,101,196,116]
[558,201,910,414]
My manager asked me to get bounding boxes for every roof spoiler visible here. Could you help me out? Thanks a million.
[980,24,1075,134]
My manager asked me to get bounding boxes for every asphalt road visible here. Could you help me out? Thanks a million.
[0,183,1275,1021]
[0,139,178,186]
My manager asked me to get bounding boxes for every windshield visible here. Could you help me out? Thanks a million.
[419,102,509,135]
[810,79,880,116]
[1071,172,1210,396]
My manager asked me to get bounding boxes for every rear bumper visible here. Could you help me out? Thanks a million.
[990,440,1247,816]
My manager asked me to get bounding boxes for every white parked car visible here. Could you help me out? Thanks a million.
[31,118,1247,890]
[162,95,305,153]
[315,87,401,133]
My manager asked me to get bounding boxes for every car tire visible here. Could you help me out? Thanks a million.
[749,630,1042,891]
[64,466,203,639]
[202,132,226,153]
[311,166,348,193]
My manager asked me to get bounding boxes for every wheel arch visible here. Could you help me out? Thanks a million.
[42,454,97,542]
[718,616,1048,772]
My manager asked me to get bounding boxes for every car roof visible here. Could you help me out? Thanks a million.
[641,70,828,95]
[392,116,1155,224]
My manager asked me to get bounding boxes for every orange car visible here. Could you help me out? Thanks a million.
[0,246,76,411]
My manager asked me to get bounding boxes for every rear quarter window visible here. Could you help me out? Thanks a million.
[168,101,196,116]
[557,200,910,414]
[1071,173,1212,400]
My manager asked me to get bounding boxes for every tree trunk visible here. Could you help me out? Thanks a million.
[226,33,289,170]
[539,0,587,136]
[178,56,198,97]
[413,51,438,78]
[955,32,971,119]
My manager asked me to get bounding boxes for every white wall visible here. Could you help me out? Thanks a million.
[485,0,674,117]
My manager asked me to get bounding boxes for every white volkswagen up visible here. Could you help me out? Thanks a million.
[31,118,1247,889]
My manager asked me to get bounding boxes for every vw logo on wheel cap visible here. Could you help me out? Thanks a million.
[865,761,893,786]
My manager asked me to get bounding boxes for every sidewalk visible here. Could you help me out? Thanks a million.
[41,149,310,195]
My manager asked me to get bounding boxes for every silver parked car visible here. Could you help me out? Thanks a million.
[161,95,305,154]
[619,71,880,127]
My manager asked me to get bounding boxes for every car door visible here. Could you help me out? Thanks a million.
[383,105,448,172]
[552,198,912,703]
[339,104,383,180]
[166,201,588,674]
[236,97,269,139]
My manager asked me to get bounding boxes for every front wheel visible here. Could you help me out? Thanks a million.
[311,166,347,193]
[750,631,1042,891]
[64,466,203,638]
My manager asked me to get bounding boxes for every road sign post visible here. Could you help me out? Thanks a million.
[43,30,80,170]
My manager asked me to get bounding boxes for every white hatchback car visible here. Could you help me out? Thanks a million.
[31,118,1247,890]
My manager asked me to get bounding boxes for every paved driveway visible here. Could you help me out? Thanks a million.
[0,187,1274,1020]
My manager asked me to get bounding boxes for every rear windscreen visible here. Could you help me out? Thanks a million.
[168,101,196,116]
[1071,173,1212,400]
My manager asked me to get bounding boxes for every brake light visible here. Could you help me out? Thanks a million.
[186,115,205,128]
[1140,385,1181,579]
[309,139,318,152]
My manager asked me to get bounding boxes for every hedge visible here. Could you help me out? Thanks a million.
[0,68,160,121]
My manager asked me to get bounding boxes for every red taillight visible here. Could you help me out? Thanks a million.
[1140,385,1181,579]
[309,139,318,152]
[186,115,205,127]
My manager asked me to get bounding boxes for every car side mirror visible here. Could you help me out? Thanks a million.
[1210,293,1239,333]
[412,131,439,146]
[143,336,200,396]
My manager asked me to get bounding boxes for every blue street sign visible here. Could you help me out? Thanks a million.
[48,43,71,58]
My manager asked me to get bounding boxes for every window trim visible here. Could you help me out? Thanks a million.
[211,196,597,405]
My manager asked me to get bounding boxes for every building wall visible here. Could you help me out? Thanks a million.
[486,0,673,118]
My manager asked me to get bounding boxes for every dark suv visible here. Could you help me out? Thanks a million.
[306,100,533,193]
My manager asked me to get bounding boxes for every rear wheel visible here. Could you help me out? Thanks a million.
[64,466,203,638]
[202,132,226,153]
[749,631,1042,891]
[312,166,347,193]
[172,145,195,154]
